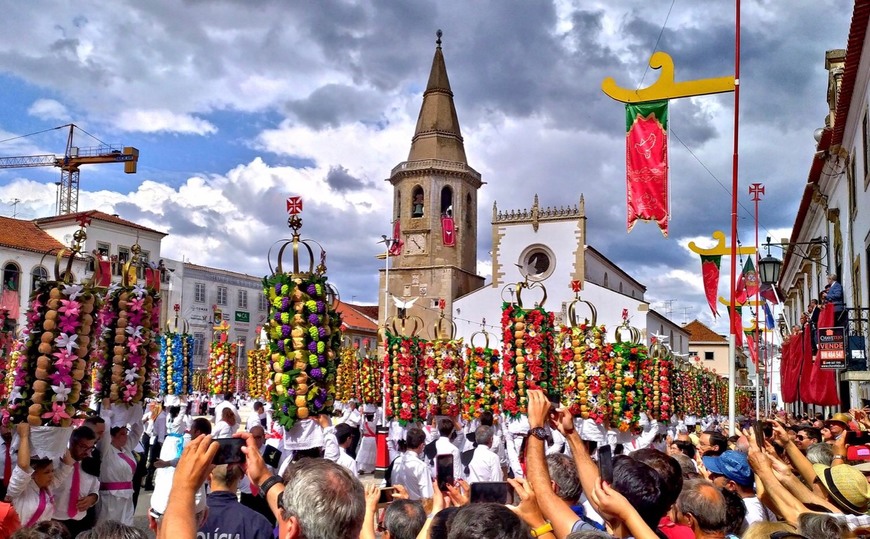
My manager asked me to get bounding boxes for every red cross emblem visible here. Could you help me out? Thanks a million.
[76,214,92,227]
[286,196,303,215]
[570,280,582,292]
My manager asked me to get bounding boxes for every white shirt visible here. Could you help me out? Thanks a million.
[323,426,340,463]
[98,407,145,500]
[467,445,503,484]
[212,420,233,439]
[8,463,72,525]
[246,412,270,432]
[52,460,100,521]
[390,451,433,501]
[214,401,241,434]
[433,436,463,481]
[341,408,362,428]
[337,447,358,476]
[152,411,167,444]
[741,495,776,532]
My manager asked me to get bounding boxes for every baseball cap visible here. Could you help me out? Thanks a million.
[702,450,753,487]
[813,463,870,514]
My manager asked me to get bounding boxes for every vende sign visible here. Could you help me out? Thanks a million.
[818,326,847,369]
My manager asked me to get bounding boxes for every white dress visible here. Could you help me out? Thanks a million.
[356,416,377,474]
[97,408,144,526]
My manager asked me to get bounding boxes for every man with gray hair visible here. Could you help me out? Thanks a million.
[467,425,502,483]
[675,479,728,538]
[246,444,366,539]
[382,499,427,539]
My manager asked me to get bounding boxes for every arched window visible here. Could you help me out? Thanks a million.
[31,266,48,292]
[603,272,609,287]
[412,186,424,218]
[441,185,453,217]
[2,262,20,292]
[465,193,473,228]
[396,190,402,219]
[618,282,623,293]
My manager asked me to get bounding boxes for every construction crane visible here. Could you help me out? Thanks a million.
[0,123,138,215]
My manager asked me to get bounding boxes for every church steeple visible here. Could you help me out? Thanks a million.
[408,30,467,163]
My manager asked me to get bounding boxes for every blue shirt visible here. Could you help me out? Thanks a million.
[198,491,274,539]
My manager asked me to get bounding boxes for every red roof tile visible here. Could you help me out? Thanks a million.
[683,319,727,343]
[336,301,379,332]
[0,216,68,254]
[35,210,167,236]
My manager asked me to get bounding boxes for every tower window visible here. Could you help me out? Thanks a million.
[396,190,402,219]
[441,186,453,217]
[412,186,424,218]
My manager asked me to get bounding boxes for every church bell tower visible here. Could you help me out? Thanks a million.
[379,31,485,338]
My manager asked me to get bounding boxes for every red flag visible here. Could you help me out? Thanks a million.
[759,284,779,305]
[626,100,669,237]
[389,220,403,256]
[441,216,455,246]
[728,305,743,347]
[745,330,758,366]
[700,255,721,318]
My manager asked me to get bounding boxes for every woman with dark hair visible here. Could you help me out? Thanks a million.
[6,425,73,527]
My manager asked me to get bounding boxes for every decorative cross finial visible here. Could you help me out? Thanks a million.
[436,29,442,48]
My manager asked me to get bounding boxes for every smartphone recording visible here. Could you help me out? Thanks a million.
[212,438,245,465]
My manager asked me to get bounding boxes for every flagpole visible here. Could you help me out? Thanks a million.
[750,183,764,420]
[727,0,741,436]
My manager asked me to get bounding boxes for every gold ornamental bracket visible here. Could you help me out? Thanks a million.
[688,230,756,257]
[601,51,735,104]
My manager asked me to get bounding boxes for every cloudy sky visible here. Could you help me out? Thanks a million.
[0,0,854,333]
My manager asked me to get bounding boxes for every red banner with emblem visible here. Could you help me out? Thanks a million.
[441,216,456,246]
[700,254,721,318]
[626,100,669,237]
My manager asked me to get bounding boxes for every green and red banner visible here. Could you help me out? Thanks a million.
[625,100,669,237]
[700,254,721,318]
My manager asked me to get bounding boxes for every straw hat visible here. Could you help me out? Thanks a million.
[826,413,853,428]
[813,463,870,514]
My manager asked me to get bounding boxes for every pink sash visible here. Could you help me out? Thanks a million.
[100,481,133,491]
[118,452,137,475]
[26,489,49,526]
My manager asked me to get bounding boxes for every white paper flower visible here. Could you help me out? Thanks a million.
[52,383,72,402]
[55,333,79,352]
[9,388,22,402]
[62,283,84,300]
[124,368,140,382]
[132,283,147,297]
[125,325,143,339]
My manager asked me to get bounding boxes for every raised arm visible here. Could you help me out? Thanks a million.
[526,390,587,539]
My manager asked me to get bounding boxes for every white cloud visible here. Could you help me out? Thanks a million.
[27,99,70,122]
[115,109,217,135]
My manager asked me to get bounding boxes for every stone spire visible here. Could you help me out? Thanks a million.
[407,30,467,164]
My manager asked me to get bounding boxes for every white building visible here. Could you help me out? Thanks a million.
[777,4,870,410]
[162,259,269,369]
[453,195,689,354]
[0,216,87,327]
[1,209,164,328]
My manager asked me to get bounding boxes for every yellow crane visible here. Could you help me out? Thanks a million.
[0,123,138,215]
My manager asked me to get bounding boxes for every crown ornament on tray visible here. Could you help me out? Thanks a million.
[264,196,342,429]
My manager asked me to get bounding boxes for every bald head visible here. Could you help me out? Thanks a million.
[676,479,727,534]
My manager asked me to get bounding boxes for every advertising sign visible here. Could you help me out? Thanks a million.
[818,326,847,369]
[235,311,250,323]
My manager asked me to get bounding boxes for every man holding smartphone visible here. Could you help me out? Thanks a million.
[198,464,274,539]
